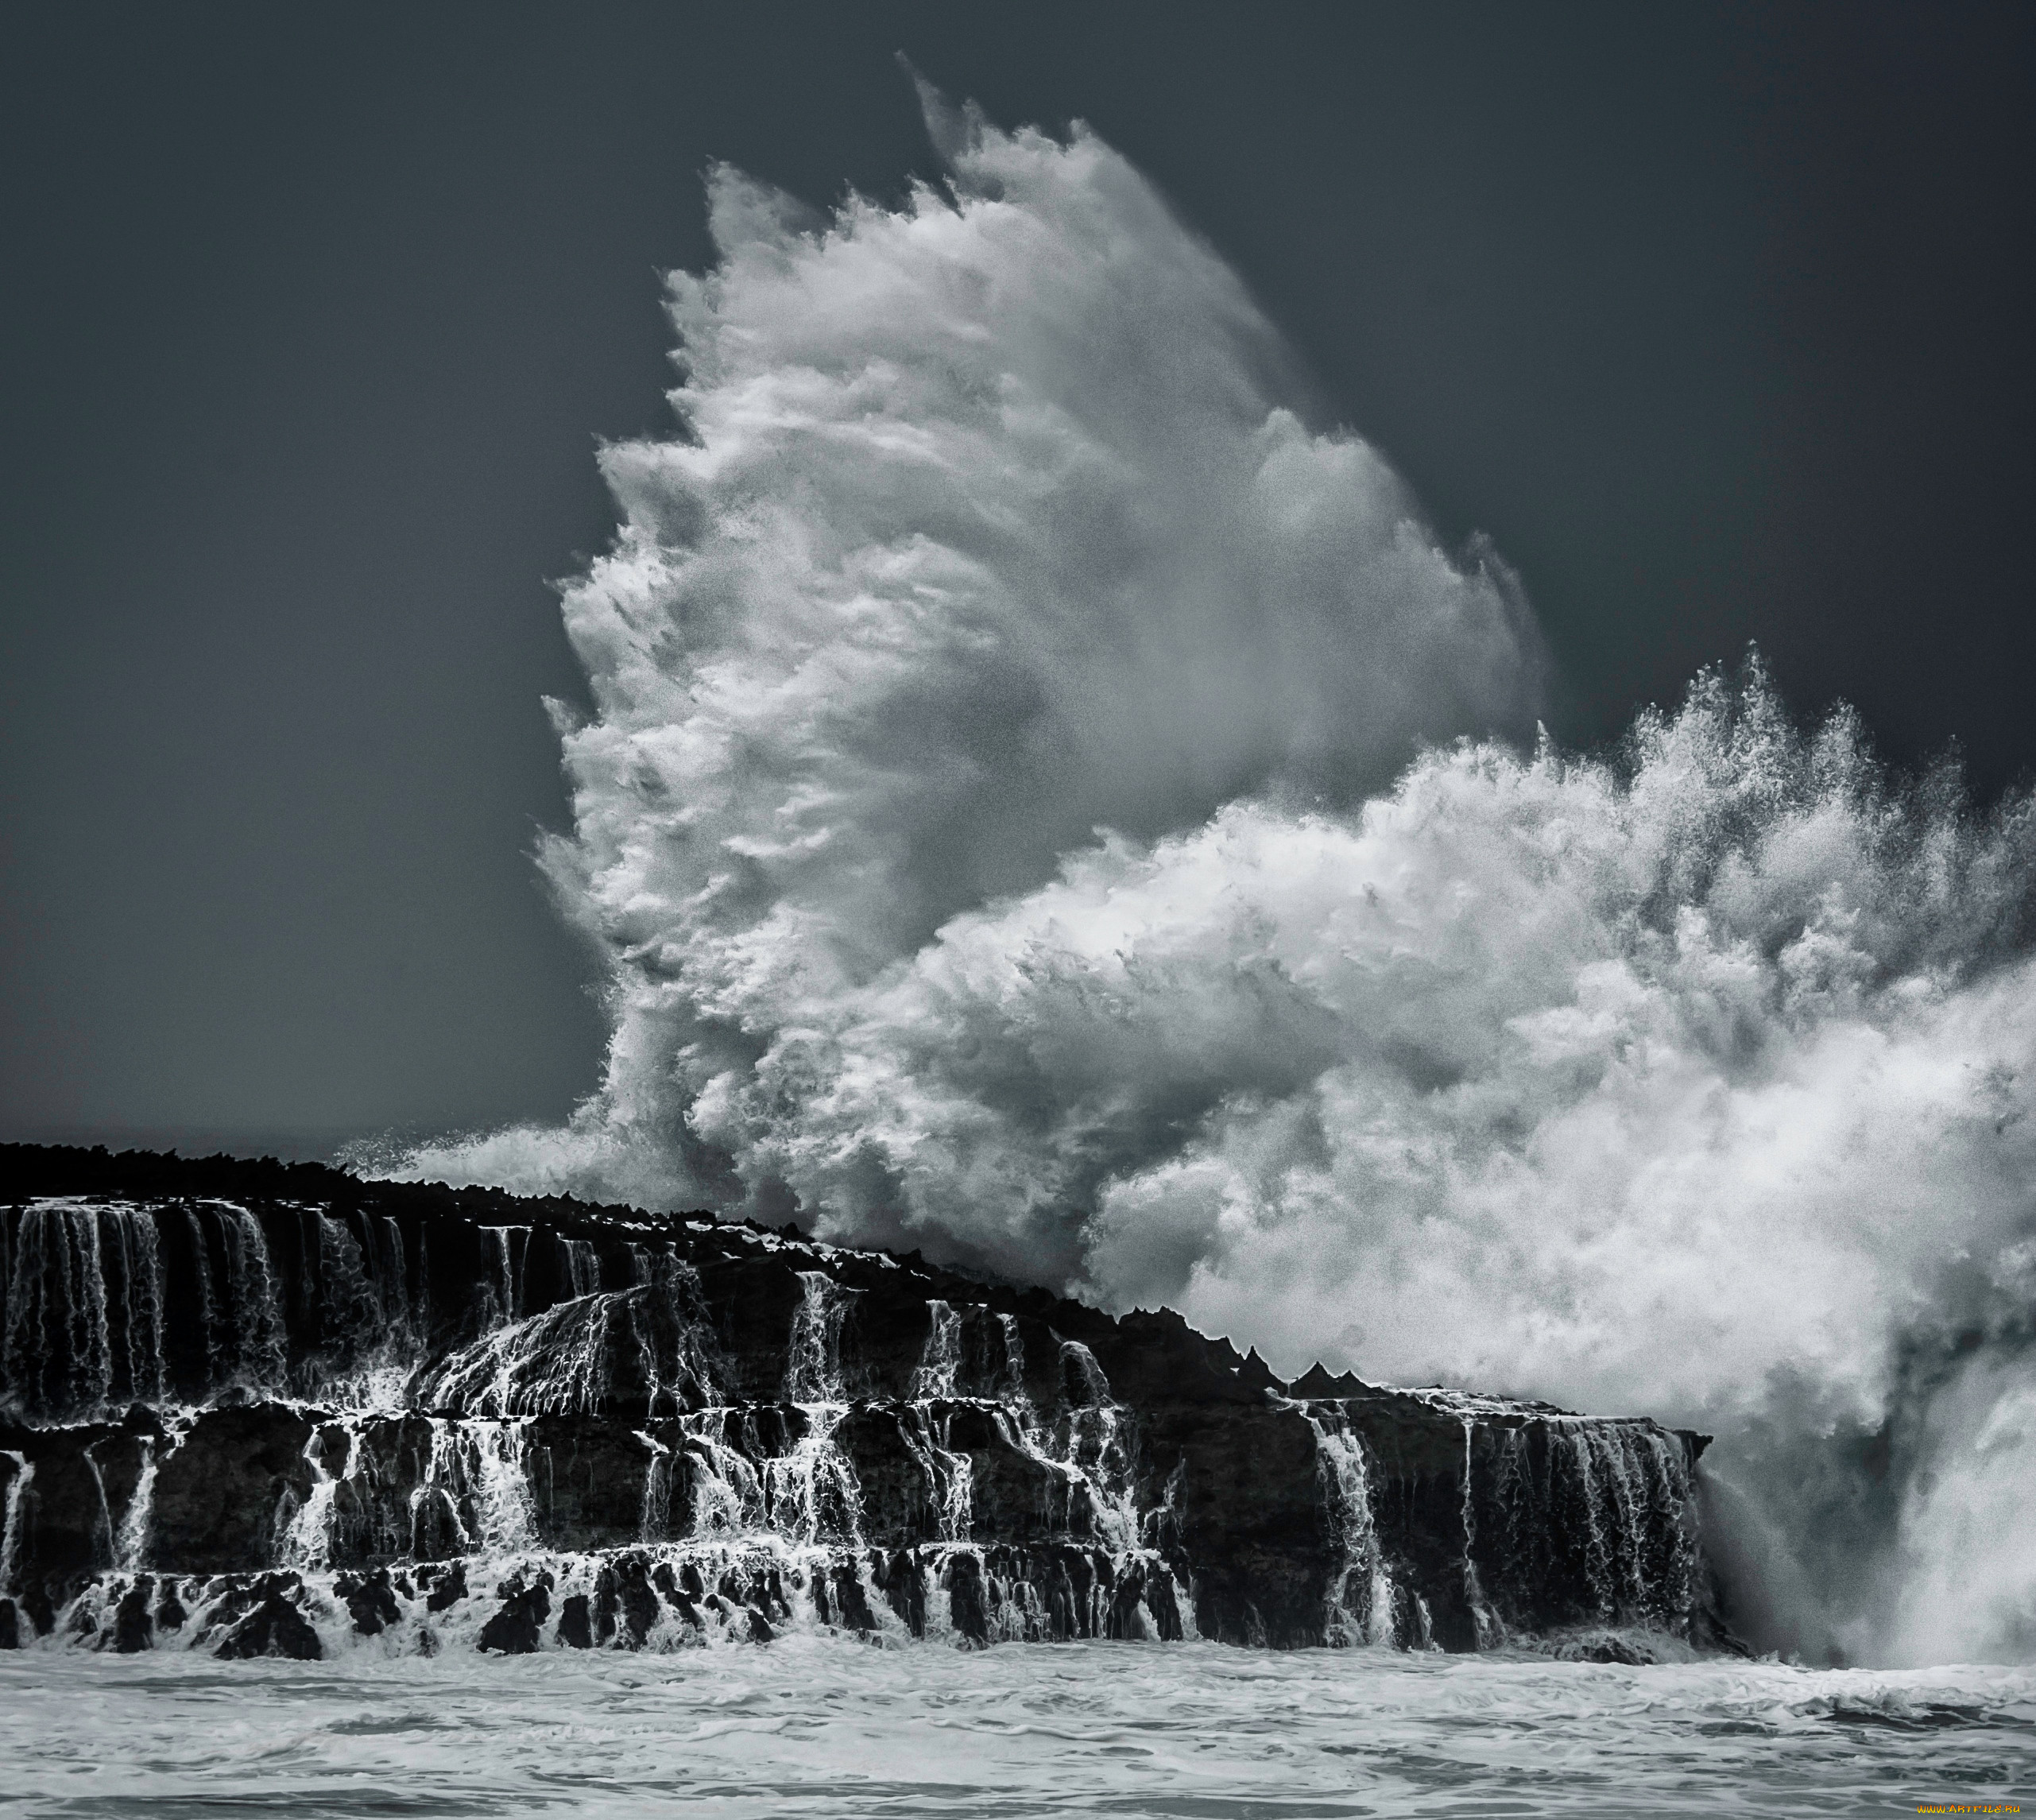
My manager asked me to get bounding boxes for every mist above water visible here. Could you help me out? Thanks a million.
[370,91,2036,1667]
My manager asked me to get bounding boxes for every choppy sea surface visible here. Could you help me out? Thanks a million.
[2,1644,2033,1819]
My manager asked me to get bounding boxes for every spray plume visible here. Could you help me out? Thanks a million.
[370,91,2036,1666]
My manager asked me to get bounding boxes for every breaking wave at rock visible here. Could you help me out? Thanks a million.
[330,88,2036,1667]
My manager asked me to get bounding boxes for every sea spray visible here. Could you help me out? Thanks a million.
[335,87,2036,1666]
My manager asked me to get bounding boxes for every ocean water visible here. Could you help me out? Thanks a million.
[3,1643,2031,1818]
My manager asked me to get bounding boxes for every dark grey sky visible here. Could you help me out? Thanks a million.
[4,2,2032,1155]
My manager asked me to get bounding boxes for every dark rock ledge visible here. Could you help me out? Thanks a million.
[0,1144,1730,1658]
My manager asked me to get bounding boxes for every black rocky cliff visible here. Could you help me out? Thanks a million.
[0,1145,1727,1660]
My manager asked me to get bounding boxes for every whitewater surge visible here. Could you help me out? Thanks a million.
[370,88,2036,1669]
[4,1643,2033,1817]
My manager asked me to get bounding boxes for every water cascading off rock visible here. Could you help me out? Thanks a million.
[0,1146,1729,1660]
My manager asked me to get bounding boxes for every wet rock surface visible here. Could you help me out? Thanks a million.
[0,1144,1729,1655]
[478,1570,552,1655]
[201,1573,323,1660]
[335,1567,401,1636]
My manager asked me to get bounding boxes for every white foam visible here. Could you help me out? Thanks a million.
[350,86,2036,1666]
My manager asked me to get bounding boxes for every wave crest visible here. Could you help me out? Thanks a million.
[365,94,2036,1665]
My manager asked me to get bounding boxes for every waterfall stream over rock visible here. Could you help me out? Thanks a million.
[0,1147,1726,1661]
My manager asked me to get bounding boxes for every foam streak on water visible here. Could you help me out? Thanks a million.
[2,1644,2030,1817]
